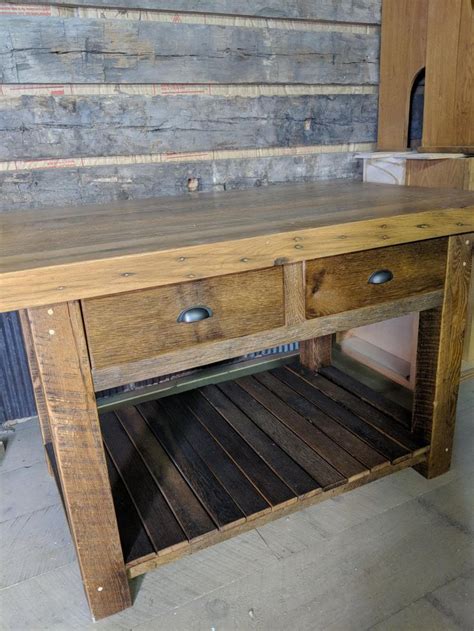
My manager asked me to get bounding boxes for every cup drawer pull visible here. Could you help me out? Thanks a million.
[368,269,394,285]
[177,306,213,323]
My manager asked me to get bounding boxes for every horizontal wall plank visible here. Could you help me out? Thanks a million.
[0,94,378,160]
[0,1,382,24]
[0,152,362,211]
[0,17,379,84]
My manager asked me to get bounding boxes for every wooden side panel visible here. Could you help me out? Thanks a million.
[422,0,474,152]
[412,235,473,478]
[377,0,429,150]
[27,302,131,620]
[306,239,447,318]
[406,159,468,189]
[0,18,379,84]
[83,267,284,369]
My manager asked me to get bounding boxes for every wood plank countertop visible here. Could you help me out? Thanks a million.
[1,180,473,312]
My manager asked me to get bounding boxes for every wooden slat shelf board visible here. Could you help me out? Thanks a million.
[47,362,429,578]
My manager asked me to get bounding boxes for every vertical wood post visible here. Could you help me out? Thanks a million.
[283,261,333,371]
[412,234,473,478]
[27,301,131,620]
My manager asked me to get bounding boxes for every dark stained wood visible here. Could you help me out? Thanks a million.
[320,365,412,427]
[100,412,187,554]
[114,406,216,542]
[254,371,388,471]
[300,335,333,370]
[218,381,345,490]
[127,451,428,579]
[138,400,245,529]
[181,390,296,508]
[104,449,155,565]
[2,180,473,312]
[83,267,284,369]
[294,367,426,453]
[412,234,473,477]
[200,384,318,498]
[272,366,410,463]
[237,376,368,481]
[26,302,131,621]
[306,239,448,318]
[158,396,271,519]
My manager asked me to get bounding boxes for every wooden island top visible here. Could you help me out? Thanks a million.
[1,180,473,311]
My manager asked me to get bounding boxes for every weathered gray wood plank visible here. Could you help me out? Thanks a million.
[0,152,362,211]
[0,0,382,24]
[0,17,379,84]
[0,94,377,160]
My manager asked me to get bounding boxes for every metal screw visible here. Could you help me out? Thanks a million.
[97,586,103,592]
[48,329,55,336]
[295,244,303,249]
[47,308,54,315]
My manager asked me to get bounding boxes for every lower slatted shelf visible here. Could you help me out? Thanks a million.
[48,361,430,578]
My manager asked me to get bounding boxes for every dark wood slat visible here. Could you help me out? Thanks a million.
[272,367,410,463]
[158,396,271,519]
[100,412,187,554]
[104,448,155,564]
[320,365,412,428]
[182,390,296,508]
[237,375,368,481]
[295,367,425,452]
[115,406,217,542]
[255,371,387,471]
[200,384,318,498]
[138,400,245,529]
[218,381,345,490]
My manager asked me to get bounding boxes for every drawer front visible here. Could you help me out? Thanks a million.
[83,267,284,369]
[305,239,447,318]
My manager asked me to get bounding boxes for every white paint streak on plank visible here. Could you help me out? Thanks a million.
[0,142,375,173]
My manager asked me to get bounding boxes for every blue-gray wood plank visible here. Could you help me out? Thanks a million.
[0,313,36,423]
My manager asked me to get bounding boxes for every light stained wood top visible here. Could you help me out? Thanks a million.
[1,180,473,312]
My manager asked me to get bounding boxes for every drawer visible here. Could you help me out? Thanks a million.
[82,267,285,370]
[305,239,447,318]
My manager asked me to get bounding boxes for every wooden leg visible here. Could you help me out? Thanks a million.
[300,335,333,371]
[412,235,473,478]
[18,310,53,475]
[27,301,131,620]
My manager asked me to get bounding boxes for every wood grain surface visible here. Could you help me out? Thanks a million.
[0,17,379,85]
[1,181,473,312]
[422,0,474,152]
[92,290,444,390]
[83,267,284,368]
[412,234,473,478]
[1,0,382,23]
[26,302,131,620]
[377,0,429,150]
[305,239,448,317]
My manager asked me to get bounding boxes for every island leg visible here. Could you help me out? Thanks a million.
[412,234,473,478]
[26,301,131,620]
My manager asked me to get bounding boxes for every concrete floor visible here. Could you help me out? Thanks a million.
[0,381,472,631]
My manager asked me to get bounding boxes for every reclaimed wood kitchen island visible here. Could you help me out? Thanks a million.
[1,180,473,620]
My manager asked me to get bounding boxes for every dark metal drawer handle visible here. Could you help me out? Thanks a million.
[177,306,213,323]
[368,269,394,285]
